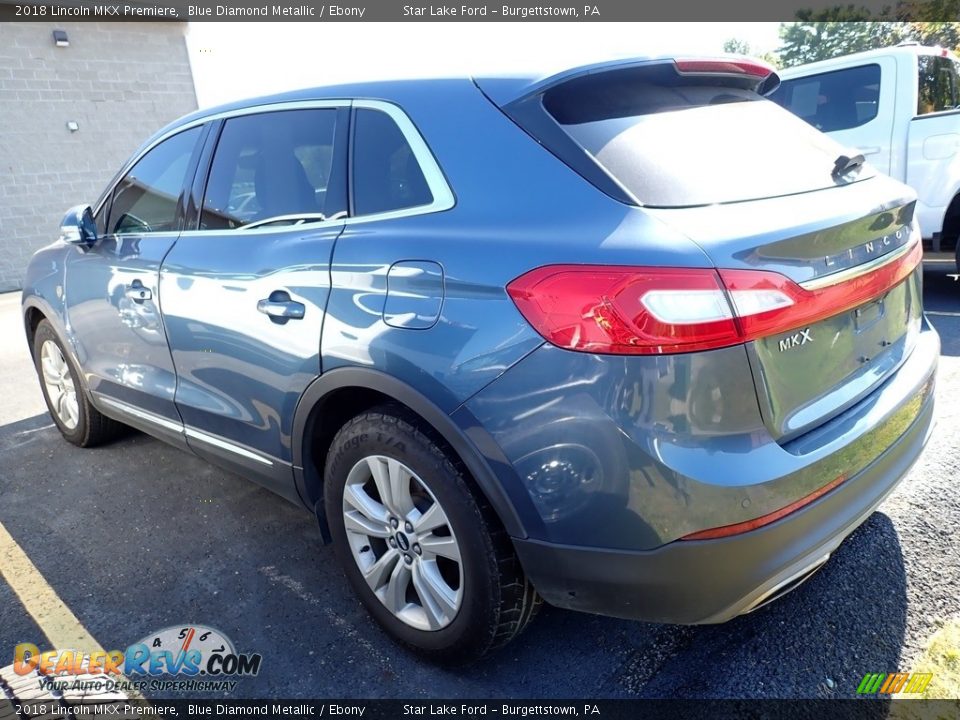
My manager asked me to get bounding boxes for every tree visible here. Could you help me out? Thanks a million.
[778,17,907,67]
[721,38,783,68]
[905,21,960,49]
[722,38,752,55]
[776,16,960,68]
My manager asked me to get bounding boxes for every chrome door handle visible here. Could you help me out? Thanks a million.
[257,291,305,324]
[124,282,152,302]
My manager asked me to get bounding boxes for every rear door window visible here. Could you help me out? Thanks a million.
[351,108,433,216]
[917,55,960,115]
[769,64,882,132]
[200,109,339,230]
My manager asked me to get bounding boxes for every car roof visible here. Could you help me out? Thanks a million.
[140,53,765,160]
[161,54,691,133]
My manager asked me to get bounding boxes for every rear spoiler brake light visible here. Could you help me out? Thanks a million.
[674,57,780,95]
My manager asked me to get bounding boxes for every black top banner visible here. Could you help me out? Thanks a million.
[0,0,958,21]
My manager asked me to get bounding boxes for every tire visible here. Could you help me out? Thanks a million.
[32,319,124,447]
[324,405,540,664]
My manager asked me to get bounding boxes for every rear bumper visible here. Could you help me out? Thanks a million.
[512,383,934,624]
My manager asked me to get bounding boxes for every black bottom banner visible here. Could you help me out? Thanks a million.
[2,699,959,720]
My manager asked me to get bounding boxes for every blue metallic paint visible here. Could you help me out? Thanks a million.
[20,63,939,626]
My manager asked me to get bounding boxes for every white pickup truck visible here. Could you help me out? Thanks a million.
[771,44,960,265]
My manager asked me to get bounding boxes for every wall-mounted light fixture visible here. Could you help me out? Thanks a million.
[52,30,69,47]
[66,121,79,132]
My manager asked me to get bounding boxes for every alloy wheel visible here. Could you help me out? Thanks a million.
[341,455,463,631]
[40,340,79,430]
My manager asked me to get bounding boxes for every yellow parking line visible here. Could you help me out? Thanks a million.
[0,519,144,700]
[0,520,102,653]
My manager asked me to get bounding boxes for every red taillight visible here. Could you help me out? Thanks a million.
[721,239,923,343]
[506,238,921,356]
[506,266,740,355]
[675,58,774,79]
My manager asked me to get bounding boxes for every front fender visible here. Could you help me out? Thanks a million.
[21,244,70,357]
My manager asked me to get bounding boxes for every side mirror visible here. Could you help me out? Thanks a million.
[60,205,97,245]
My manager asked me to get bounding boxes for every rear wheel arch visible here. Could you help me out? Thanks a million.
[291,368,529,540]
[944,192,960,258]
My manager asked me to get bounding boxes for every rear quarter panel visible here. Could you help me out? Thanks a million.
[321,80,715,412]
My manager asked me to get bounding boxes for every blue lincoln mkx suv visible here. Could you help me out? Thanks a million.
[22,56,937,662]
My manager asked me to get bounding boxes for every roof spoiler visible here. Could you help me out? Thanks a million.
[476,55,780,107]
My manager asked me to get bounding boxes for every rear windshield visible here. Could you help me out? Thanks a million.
[543,69,869,208]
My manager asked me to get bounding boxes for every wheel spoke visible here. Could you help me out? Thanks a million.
[412,501,447,534]
[64,394,79,427]
[419,534,461,563]
[412,561,458,629]
[47,384,63,410]
[362,549,399,592]
[387,458,415,517]
[57,392,70,423]
[41,354,61,385]
[366,456,395,513]
[343,483,389,526]
[382,558,412,614]
[343,509,392,539]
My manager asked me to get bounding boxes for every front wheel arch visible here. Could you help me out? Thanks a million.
[291,368,533,540]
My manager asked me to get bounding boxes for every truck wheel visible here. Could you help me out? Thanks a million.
[324,405,540,663]
[32,320,124,447]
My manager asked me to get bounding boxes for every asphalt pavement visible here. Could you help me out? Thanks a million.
[0,266,958,700]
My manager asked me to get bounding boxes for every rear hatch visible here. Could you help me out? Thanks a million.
[486,57,924,442]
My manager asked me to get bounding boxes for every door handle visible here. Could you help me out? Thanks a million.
[124,281,152,302]
[858,146,881,156]
[257,291,305,324]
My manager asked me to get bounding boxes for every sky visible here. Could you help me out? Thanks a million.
[186,22,783,107]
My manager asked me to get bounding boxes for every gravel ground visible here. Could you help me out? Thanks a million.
[0,267,957,700]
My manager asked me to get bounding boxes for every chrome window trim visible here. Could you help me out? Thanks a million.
[96,98,456,228]
[799,236,919,291]
[94,100,350,218]
[345,99,456,225]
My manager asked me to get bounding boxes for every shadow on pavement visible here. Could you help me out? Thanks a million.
[0,413,54,452]
[923,265,960,357]
[629,511,908,699]
[0,416,912,699]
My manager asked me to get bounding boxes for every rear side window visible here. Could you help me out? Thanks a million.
[201,109,338,230]
[543,66,859,208]
[769,64,881,132]
[108,126,202,235]
[917,55,960,115]
[351,108,433,216]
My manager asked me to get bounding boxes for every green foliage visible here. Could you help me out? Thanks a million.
[722,38,752,55]
[905,21,960,48]
[721,38,783,69]
[778,20,904,67]
[775,17,960,68]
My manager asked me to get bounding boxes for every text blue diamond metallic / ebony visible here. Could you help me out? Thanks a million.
[21,54,938,663]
